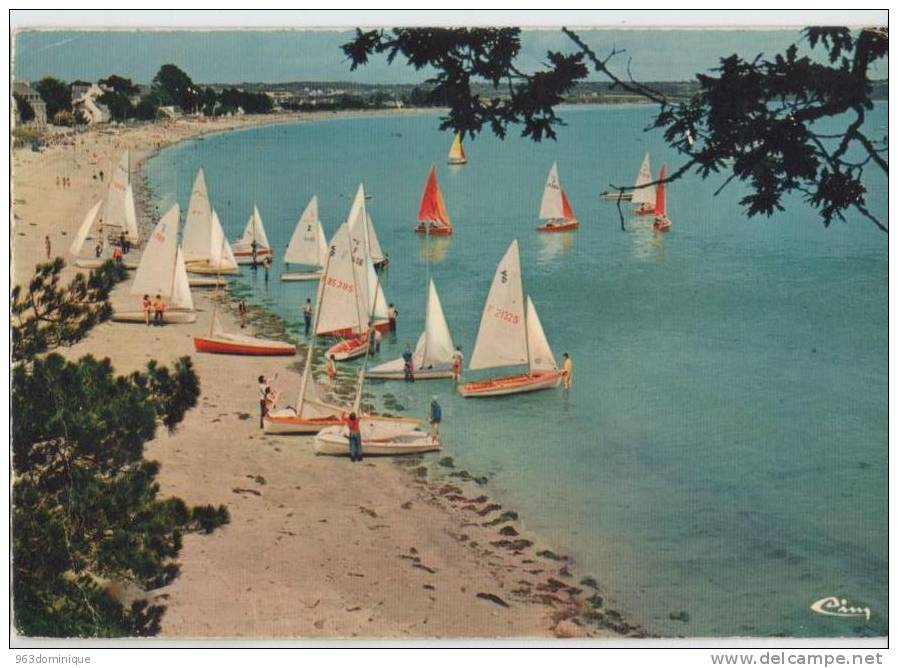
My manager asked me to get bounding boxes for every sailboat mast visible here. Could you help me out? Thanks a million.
[208,221,228,336]
[296,244,333,416]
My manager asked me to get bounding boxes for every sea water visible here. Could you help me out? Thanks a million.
[145,104,888,637]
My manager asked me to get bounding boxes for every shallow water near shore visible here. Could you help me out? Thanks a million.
[145,104,888,637]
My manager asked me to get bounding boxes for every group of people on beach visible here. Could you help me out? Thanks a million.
[55,175,72,188]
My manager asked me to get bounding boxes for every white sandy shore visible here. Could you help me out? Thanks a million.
[12,111,635,640]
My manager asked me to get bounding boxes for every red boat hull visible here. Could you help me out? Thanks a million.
[193,336,296,356]
[415,224,453,236]
[536,221,579,233]
[326,334,369,361]
[457,371,563,397]
[320,319,391,338]
[634,204,654,216]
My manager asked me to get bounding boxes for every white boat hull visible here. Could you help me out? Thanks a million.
[457,371,562,397]
[280,270,322,281]
[110,309,197,324]
[314,427,441,456]
[264,407,423,436]
[365,364,454,380]
[188,276,228,288]
[185,260,240,275]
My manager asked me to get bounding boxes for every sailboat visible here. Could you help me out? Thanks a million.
[181,168,240,275]
[366,280,456,380]
[281,196,328,281]
[323,185,390,360]
[447,132,467,165]
[457,240,563,397]
[653,164,672,232]
[70,151,140,269]
[264,221,425,437]
[415,166,453,236]
[110,204,196,324]
[632,153,656,216]
[232,205,274,264]
[193,302,296,355]
[536,162,579,232]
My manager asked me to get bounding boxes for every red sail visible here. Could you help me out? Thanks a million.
[561,189,575,220]
[417,166,452,230]
[654,164,667,216]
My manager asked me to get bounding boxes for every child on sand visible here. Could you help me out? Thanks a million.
[341,411,362,462]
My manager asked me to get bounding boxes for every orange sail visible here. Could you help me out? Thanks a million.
[654,164,667,217]
[417,166,452,232]
[561,189,575,220]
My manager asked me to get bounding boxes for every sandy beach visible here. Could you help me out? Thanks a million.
[11,111,638,640]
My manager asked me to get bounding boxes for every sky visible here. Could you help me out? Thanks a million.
[12,28,888,85]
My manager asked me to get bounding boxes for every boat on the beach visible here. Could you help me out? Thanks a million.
[70,151,141,269]
[111,204,196,324]
[181,168,240,275]
[187,275,228,288]
[264,222,423,436]
[314,425,441,456]
[447,132,467,165]
[632,153,656,216]
[536,162,579,233]
[194,329,296,355]
[653,164,672,232]
[281,196,328,281]
[366,279,456,380]
[415,165,453,236]
[232,205,274,264]
[457,240,563,397]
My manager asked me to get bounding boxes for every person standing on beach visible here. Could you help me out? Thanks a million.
[367,323,378,355]
[342,411,363,462]
[112,245,123,265]
[44,235,51,259]
[373,328,382,353]
[99,169,104,183]
[561,352,573,390]
[257,373,278,428]
[302,299,313,336]
[238,300,248,328]
[387,303,398,331]
[402,344,415,383]
[152,294,166,326]
[326,354,337,383]
[452,346,464,382]
[429,396,442,439]
[56,176,60,188]
[142,295,151,326]
[95,240,103,258]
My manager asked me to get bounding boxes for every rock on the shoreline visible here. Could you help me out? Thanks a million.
[553,619,587,638]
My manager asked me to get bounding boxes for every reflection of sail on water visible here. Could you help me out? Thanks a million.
[418,236,451,264]
[631,224,666,262]
[536,232,574,265]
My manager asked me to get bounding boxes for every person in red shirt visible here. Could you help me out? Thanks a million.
[342,411,362,462]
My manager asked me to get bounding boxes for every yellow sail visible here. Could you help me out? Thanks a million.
[448,133,467,165]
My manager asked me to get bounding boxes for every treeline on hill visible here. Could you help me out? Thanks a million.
[29,63,274,126]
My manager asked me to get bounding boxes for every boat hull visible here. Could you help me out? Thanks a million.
[457,371,562,397]
[264,410,422,435]
[415,224,453,237]
[365,365,454,380]
[653,217,672,232]
[320,319,391,339]
[447,158,467,166]
[634,204,655,216]
[601,192,633,202]
[536,220,579,233]
[193,336,296,356]
[314,430,441,456]
[185,260,240,275]
[326,334,369,361]
[188,276,228,288]
[110,309,197,324]
[280,270,322,281]
[75,258,139,270]
[233,247,274,265]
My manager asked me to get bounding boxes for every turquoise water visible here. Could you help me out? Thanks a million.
[146,105,888,637]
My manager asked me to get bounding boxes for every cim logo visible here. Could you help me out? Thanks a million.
[810,596,871,621]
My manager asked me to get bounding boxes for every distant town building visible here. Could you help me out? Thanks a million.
[72,84,111,125]
[12,81,47,126]
[157,105,184,119]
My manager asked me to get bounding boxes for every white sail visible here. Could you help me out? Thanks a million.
[315,223,363,335]
[171,247,195,310]
[525,296,556,371]
[366,258,388,320]
[412,331,427,366]
[468,240,528,371]
[347,185,373,325]
[122,184,139,239]
[421,280,455,367]
[284,197,323,266]
[209,209,239,270]
[130,204,180,298]
[182,168,213,262]
[238,205,271,249]
[538,162,565,220]
[366,212,385,262]
[70,200,103,256]
[631,153,655,205]
[100,151,134,237]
